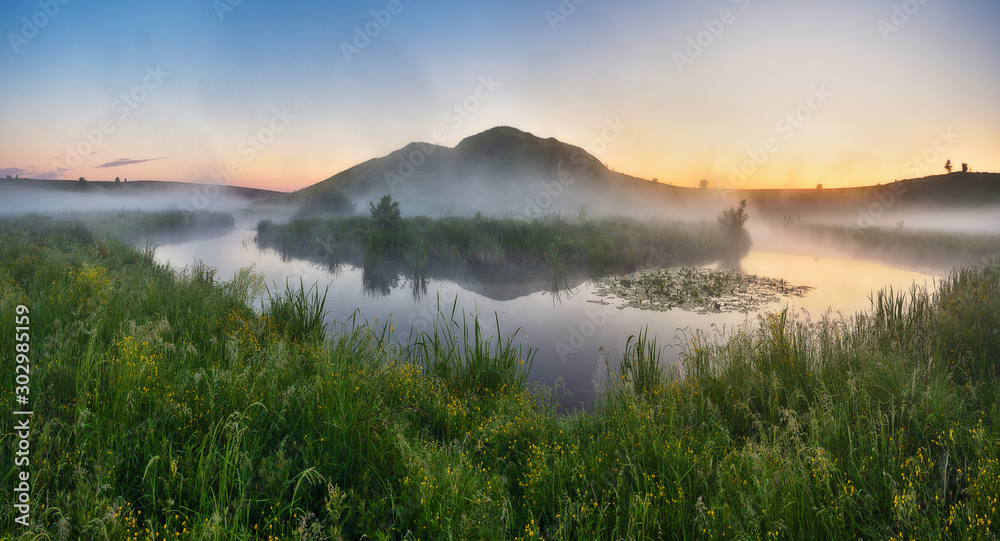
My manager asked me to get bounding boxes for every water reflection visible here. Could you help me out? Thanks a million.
[410,267,428,301]
[152,229,938,411]
[273,238,743,304]
[361,261,399,298]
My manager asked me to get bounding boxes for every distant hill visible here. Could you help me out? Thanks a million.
[0,178,283,215]
[737,172,1000,219]
[265,126,1000,224]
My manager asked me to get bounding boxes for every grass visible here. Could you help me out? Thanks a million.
[407,296,534,397]
[56,209,236,241]
[257,213,740,278]
[2,214,998,539]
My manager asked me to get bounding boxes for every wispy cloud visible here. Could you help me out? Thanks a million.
[96,157,166,169]
[0,167,27,177]
[1,166,72,179]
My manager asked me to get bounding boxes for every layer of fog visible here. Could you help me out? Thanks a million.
[0,184,260,217]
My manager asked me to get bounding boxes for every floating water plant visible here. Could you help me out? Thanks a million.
[594,266,813,313]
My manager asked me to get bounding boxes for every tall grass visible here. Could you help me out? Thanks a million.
[263,278,330,343]
[67,209,236,241]
[257,213,735,278]
[408,296,535,396]
[2,215,998,540]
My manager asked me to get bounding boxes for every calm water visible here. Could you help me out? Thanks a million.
[151,227,939,408]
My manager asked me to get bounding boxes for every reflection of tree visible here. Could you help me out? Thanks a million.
[410,267,428,301]
[362,261,398,298]
[546,268,574,305]
[716,252,745,273]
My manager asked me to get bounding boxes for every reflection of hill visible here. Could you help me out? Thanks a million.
[257,231,724,302]
[255,213,739,301]
[430,265,590,302]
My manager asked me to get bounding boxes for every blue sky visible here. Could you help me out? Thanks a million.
[2,0,998,190]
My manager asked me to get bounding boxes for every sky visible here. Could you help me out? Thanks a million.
[1,0,998,192]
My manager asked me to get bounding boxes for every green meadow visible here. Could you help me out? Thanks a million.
[1,214,998,540]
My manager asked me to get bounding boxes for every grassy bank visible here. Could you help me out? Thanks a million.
[257,213,742,277]
[2,215,998,540]
[69,210,236,242]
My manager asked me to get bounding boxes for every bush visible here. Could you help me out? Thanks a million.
[717,199,748,233]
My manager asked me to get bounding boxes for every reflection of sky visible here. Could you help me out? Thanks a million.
[738,252,938,316]
[2,0,998,191]
[149,230,939,407]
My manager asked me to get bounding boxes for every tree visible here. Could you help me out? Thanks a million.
[816,183,823,190]
[5,175,10,179]
[962,163,968,173]
[115,176,121,183]
[945,160,953,173]
[718,199,749,233]
[369,194,401,230]
[78,176,86,183]
[699,179,709,189]
[717,199,752,263]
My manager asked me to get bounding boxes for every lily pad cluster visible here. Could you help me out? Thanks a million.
[594,266,813,313]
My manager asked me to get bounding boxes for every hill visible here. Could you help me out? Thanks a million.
[0,178,283,215]
[265,127,1000,225]
[264,126,702,218]
[736,172,1000,225]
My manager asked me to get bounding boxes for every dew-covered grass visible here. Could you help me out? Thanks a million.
[1,215,997,540]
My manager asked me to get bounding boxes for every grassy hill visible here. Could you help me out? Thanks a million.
[735,172,1000,222]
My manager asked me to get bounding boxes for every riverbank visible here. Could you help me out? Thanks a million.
[1,215,997,539]
[256,213,745,278]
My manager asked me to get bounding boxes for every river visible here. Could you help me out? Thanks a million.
[150,226,939,409]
